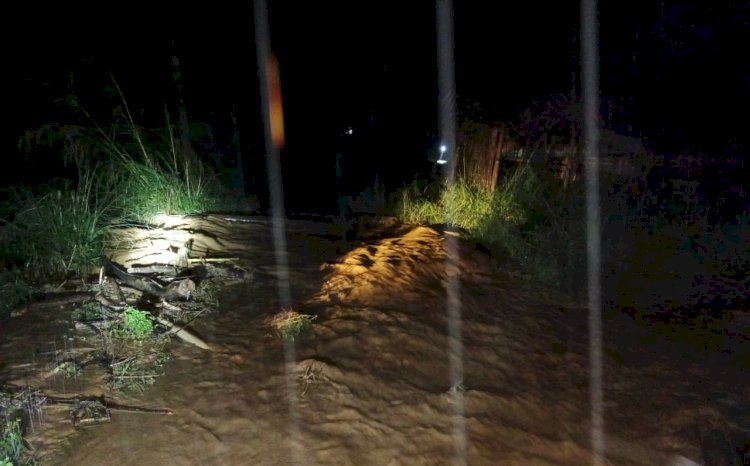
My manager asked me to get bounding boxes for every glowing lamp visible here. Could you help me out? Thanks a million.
[437,144,448,164]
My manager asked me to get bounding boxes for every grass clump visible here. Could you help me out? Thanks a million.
[118,307,154,340]
[0,419,24,466]
[102,307,169,393]
[0,403,38,466]
[269,310,316,341]
[108,115,227,225]
[104,332,171,393]
[0,179,110,281]
[395,163,584,288]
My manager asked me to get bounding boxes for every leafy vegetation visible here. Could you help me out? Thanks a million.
[104,329,171,393]
[0,410,36,466]
[98,306,170,392]
[118,307,154,340]
[0,419,24,466]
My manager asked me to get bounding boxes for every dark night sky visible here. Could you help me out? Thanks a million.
[4,1,749,212]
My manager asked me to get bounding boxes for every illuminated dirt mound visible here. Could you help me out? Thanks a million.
[313,225,495,308]
[297,226,747,465]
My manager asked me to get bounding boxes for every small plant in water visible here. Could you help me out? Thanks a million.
[0,418,24,466]
[102,307,168,393]
[270,310,316,341]
[110,360,157,393]
[58,361,82,379]
[120,307,154,340]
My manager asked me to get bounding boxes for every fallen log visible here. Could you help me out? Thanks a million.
[154,314,212,351]
[102,255,195,301]
[45,394,173,416]
[126,265,183,275]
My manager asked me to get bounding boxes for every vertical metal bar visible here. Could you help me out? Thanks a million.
[437,1,466,464]
[437,0,457,183]
[581,0,604,464]
[254,0,292,311]
[253,3,301,465]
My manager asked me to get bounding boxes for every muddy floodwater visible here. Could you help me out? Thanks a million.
[1,216,748,465]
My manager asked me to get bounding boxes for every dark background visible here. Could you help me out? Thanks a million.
[4,1,749,214]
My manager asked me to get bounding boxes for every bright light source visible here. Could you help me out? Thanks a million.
[436,144,448,164]
[346,127,353,135]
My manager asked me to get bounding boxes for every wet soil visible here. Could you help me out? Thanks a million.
[1,216,747,465]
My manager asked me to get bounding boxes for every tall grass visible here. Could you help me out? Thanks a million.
[395,162,585,288]
[0,81,257,311]
[0,178,110,280]
[0,418,24,466]
[73,83,227,224]
[1,388,46,465]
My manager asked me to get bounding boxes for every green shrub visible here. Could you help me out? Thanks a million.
[119,307,154,340]
[0,419,23,466]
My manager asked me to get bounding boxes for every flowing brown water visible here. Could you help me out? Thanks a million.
[2,219,747,465]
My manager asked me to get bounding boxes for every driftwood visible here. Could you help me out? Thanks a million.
[100,257,211,351]
[98,257,211,351]
[102,256,195,300]
[154,313,212,351]
[188,257,239,263]
[1,386,172,429]
[45,394,173,414]
[126,265,182,276]
[35,291,96,308]
[46,393,173,428]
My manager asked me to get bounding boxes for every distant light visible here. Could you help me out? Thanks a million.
[437,144,448,164]
[346,127,353,135]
